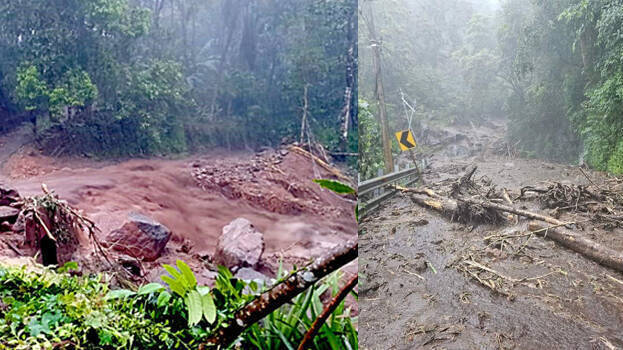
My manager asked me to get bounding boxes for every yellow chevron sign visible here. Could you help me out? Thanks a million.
[395,129,416,151]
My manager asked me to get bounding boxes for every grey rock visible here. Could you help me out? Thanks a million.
[215,218,264,269]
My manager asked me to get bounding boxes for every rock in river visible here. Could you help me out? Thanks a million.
[215,218,264,269]
[105,212,172,261]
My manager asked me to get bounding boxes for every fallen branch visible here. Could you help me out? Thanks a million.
[392,185,442,199]
[297,274,358,350]
[202,239,358,348]
[528,222,623,273]
[402,189,567,226]
[289,146,351,183]
[466,198,566,226]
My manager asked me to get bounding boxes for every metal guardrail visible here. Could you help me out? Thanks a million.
[358,167,420,218]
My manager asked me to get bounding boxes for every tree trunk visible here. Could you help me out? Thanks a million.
[528,222,623,273]
[362,2,393,174]
[339,10,356,152]
[210,0,242,117]
[300,84,309,144]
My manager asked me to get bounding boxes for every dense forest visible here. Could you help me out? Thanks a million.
[0,0,357,157]
[359,0,623,179]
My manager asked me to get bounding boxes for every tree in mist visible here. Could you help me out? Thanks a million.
[360,0,394,174]
[498,0,623,172]
[357,0,505,179]
[0,0,357,157]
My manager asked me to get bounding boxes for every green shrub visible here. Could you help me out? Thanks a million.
[607,141,623,175]
[0,260,357,349]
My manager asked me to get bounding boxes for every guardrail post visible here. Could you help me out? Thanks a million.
[375,168,383,197]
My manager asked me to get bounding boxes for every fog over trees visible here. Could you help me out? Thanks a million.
[0,0,357,157]
[359,0,623,178]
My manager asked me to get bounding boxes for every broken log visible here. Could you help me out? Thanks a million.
[392,185,442,199]
[464,198,566,226]
[528,222,623,273]
[401,188,567,226]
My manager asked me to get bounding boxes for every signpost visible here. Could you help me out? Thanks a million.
[395,129,423,184]
[395,129,416,151]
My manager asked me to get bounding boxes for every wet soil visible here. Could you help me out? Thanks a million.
[359,120,623,349]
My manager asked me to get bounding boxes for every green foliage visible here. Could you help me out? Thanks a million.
[0,264,191,349]
[117,60,190,154]
[15,64,98,123]
[0,0,355,157]
[160,260,215,327]
[0,261,356,349]
[358,99,384,181]
[313,179,356,195]
[15,65,48,111]
[607,141,623,174]
[244,266,358,350]
[498,0,623,168]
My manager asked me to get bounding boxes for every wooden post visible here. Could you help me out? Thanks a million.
[408,149,423,184]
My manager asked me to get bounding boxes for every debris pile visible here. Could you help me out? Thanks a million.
[0,184,91,266]
[395,165,623,274]
[191,146,353,218]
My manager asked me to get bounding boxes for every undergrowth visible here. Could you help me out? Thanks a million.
[0,261,357,350]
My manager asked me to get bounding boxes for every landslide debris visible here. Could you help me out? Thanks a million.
[191,145,354,218]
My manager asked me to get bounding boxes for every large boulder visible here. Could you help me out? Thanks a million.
[105,212,172,261]
[215,218,264,269]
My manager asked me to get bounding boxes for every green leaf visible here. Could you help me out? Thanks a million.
[196,285,211,296]
[58,261,79,273]
[185,290,203,326]
[176,260,197,289]
[104,289,136,300]
[137,282,164,295]
[157,290,171,307]
[313,179,356,194]
[161,275,186,297]
[201,292,217,324]
[28,317,50,337]
[162,264,182,280]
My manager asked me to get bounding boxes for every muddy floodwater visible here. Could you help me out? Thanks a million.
[359,121,623,349]
[0,127,357,284]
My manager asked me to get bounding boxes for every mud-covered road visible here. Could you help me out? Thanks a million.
[359,121,623,349]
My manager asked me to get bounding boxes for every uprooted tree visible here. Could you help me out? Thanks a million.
[394,166,623,274]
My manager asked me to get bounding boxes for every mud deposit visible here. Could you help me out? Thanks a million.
[360,121,623,349]
[0,141,356,285]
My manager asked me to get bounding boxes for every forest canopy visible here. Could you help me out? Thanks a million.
[0,0,357,157]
